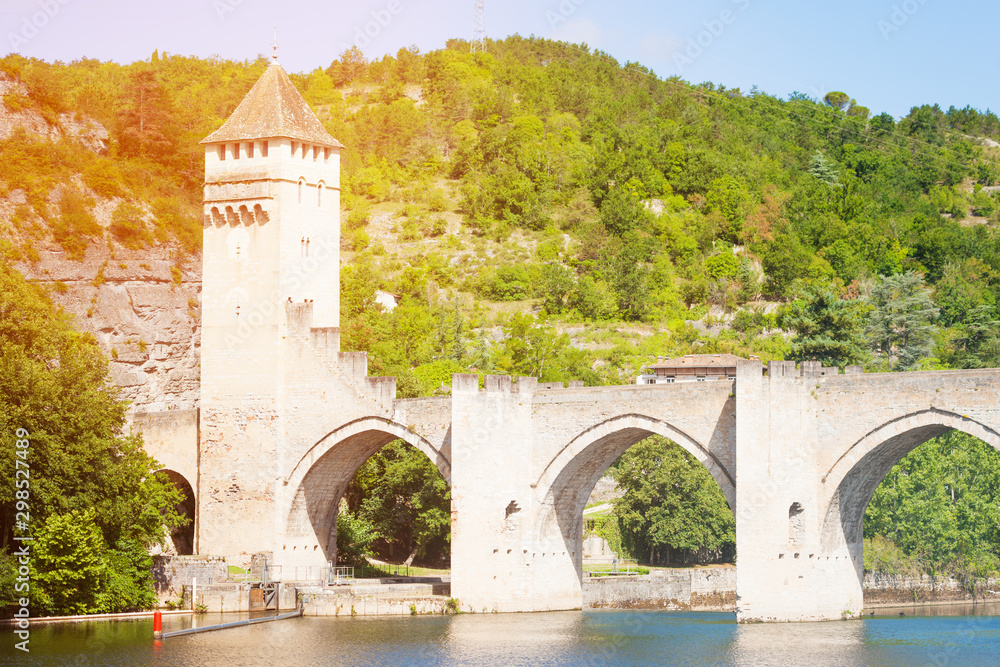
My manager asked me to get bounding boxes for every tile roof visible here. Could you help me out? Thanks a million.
[645,354,745,369]
[200,62,344,148]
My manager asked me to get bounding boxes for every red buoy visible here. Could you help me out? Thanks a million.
[153,610,163,640]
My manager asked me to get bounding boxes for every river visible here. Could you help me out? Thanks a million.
[3,603,999,666]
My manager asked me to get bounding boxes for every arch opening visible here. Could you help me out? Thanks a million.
[158,469,195,556]
[819,411,1000,586]
[283,421,451,573]
[537,418,735,579]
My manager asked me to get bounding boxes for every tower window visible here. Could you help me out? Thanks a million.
[302,144,309,159]
[318,181,323,207]
[247,142,254,158]
[261,140,268,157]
[298,179,304,204]
[233,143,240,159]
[291,141,298,157]
[324,147,331,161]
[313,145,319,161]
[218,145,225,161]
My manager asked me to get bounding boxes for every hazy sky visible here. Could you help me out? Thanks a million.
[2,0,996,119]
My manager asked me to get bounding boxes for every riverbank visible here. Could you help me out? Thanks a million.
[581,567,1000,613]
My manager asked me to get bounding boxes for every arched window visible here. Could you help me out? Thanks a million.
[317,181,324,207]
[298,178,304,204]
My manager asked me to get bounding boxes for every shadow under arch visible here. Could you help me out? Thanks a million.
[818,409,1000,564]
[533,413,735,569]
[282,417,452,563]
[157,469,195,556]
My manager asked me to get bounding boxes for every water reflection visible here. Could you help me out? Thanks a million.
[1,607,998,666]
[728,621,869,666]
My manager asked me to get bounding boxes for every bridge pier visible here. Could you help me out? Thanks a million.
[450,374,583,612]
[734,359,863,621]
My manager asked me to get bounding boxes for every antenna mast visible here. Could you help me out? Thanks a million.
[272,26,279,62]
[472,0,486,53]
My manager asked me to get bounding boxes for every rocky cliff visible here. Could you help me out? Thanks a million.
[2,74,202,412]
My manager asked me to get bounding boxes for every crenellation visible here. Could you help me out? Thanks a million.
[337,351,368,379]
[184,53,1000,624]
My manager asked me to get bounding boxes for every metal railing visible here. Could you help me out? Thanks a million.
[582,557,639,576]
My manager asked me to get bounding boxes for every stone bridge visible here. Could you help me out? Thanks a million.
[138,60,1000,622]
[142,304,1000,622]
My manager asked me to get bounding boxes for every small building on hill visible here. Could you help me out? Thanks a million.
[636,354,754,384]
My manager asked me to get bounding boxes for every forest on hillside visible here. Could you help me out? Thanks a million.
[3,36,1000,603]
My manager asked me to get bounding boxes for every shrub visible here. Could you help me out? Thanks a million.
[52,188,101,260]
[426,188,448,212]
[429,217,447,237]
[347,228,370,251]
[346,202,371,230]
[82,158,125,199]
[109,201,152,249]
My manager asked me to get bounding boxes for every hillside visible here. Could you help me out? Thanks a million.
[3,37,1000,407]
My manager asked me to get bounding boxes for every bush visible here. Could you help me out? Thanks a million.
[52,188,100,260]
[429,216,447,237]
[346,228,370,251]
[109,201,152,249]
[426,188,448,212]
[704,252,740,280]
[82,159,125,199]
[346,202,371,230]
[335,510,380,566]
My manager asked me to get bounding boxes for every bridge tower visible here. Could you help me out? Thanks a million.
[197,57,344,558]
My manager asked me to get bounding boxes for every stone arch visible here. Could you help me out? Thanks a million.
[533,413,735,566]
[819,409,1000,558]
[156,469,195,556]
[281,418,451,564]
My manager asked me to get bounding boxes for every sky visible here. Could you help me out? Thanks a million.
[2,0,998,119]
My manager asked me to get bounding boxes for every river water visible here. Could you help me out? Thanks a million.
[3,604,999,666]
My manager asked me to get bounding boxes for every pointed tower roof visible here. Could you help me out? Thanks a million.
[200,62,343,147]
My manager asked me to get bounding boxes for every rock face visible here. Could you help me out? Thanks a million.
[16,245,202,413]
[2,74,197,412]
[0,73,110,153]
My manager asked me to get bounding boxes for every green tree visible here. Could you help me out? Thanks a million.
[343,441,450,566]
[782,287,869,367]
[496,314,570,380]
[865,272,939,370]
[0,263,184,616]
[613,436,734,565]
[865,432,1000,574]
[118,68,178,161]
[32,510,106,616]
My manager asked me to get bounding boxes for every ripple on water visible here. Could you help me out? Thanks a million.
[2,608,999,666]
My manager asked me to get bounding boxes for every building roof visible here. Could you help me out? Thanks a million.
[644,354,745,370]
[200,62,344,148]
